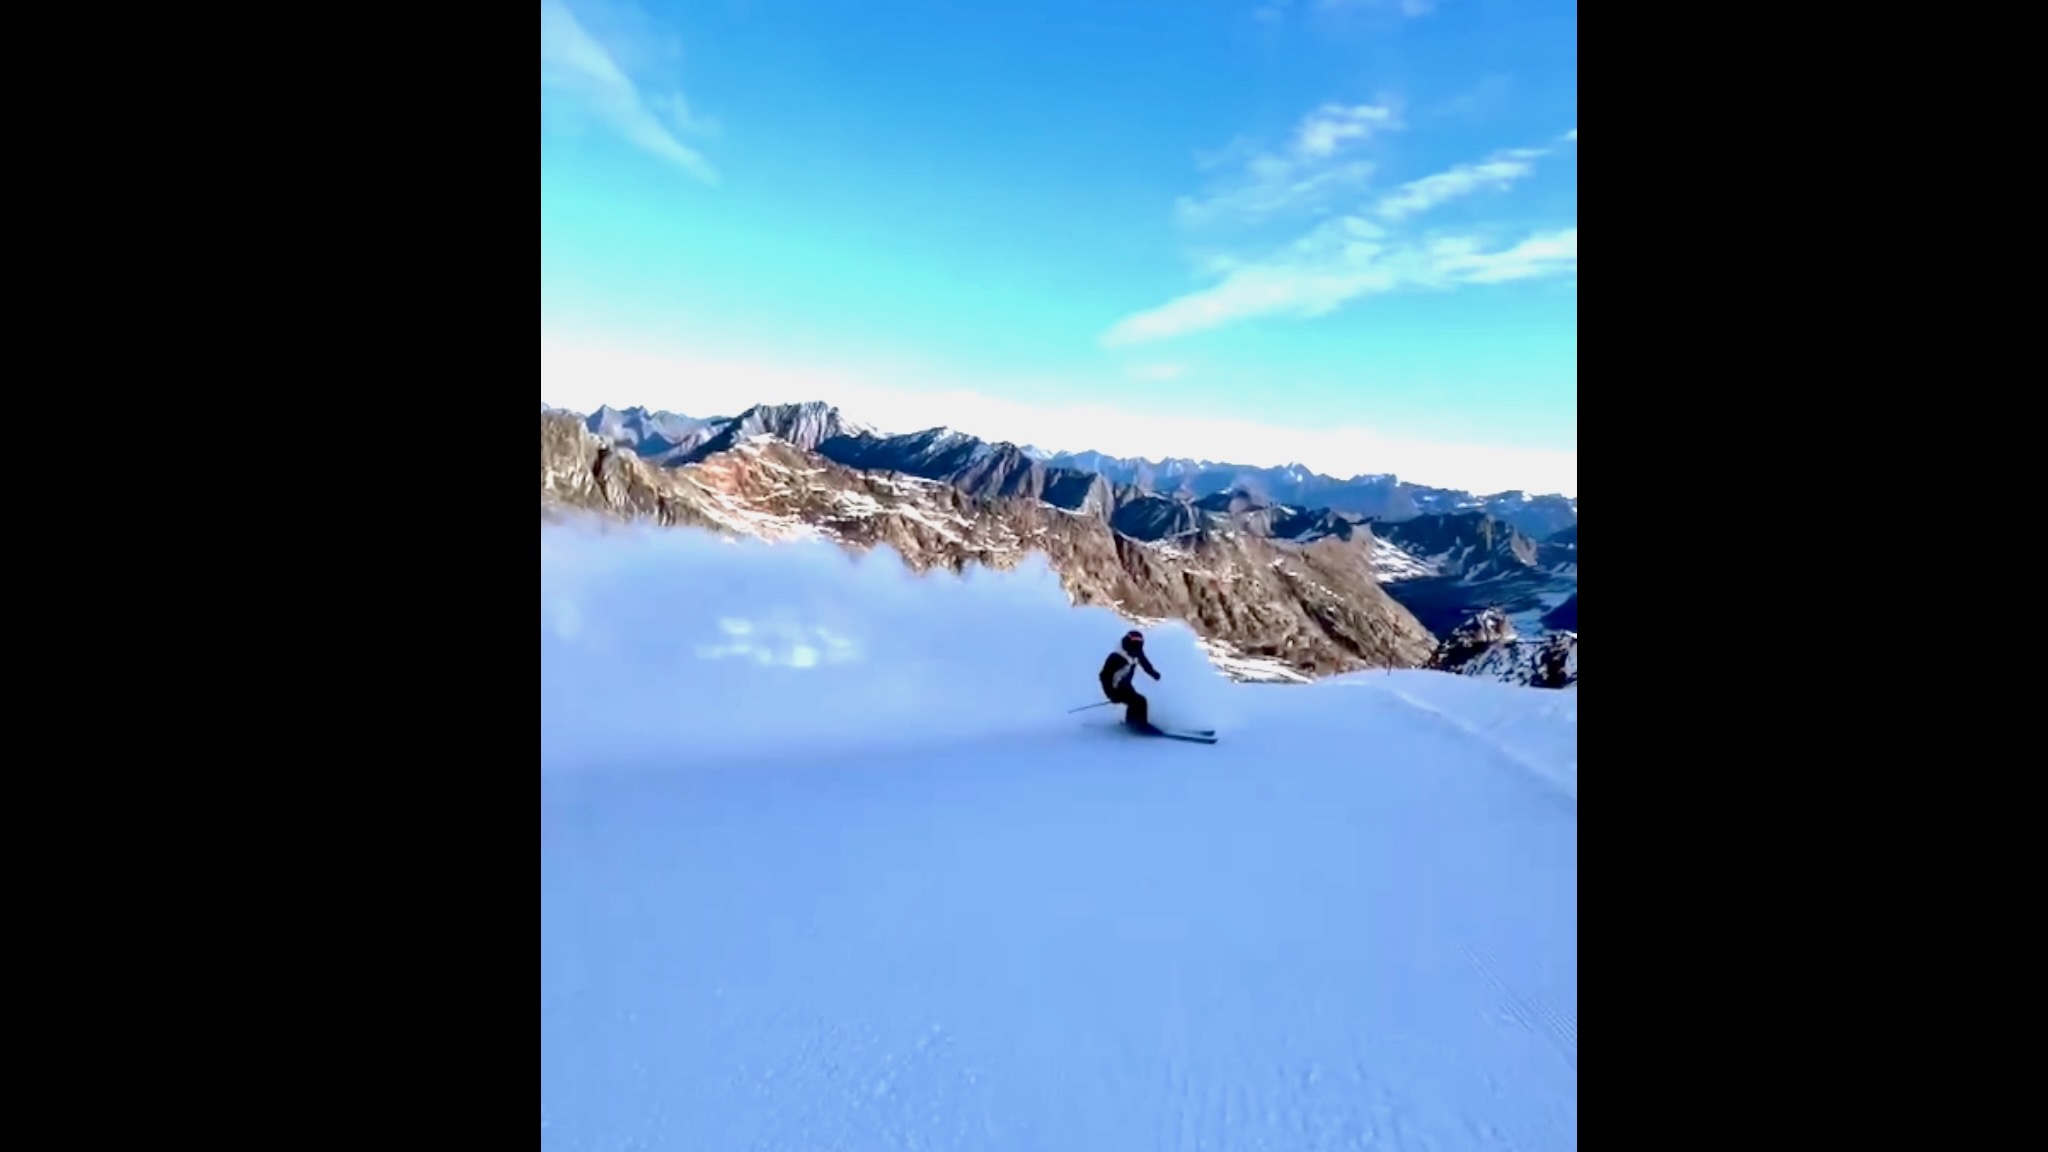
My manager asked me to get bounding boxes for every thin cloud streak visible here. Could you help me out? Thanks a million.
[1101,223,1575,346]
[1176,102,1400,228]
[1109,119,1575,345]
[1374,148,1543,221]
[540,0,718,182]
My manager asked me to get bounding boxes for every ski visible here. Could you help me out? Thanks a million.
[1137,724,1217,744]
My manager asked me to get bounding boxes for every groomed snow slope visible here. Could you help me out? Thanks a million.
[541,519,1578,1151]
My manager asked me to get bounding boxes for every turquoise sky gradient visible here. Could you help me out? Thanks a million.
[541,0,1576,494]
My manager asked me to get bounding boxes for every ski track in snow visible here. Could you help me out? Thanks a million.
[1374,675,1579,805]
[541,524,1577,1152]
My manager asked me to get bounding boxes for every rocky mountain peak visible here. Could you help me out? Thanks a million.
[720,401,869,454]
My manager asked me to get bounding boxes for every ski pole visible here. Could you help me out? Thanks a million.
[1067,701,1114,713]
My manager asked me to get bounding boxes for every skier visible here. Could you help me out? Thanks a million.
[1099,628,1161,728]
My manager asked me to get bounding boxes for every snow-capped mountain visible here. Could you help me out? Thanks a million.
[583,401,870,467]
[580,402,1577,539]
[1041,449,1577,538]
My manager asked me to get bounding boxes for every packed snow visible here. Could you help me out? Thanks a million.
[541,518,1578,1151]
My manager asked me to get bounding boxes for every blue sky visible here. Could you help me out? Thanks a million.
[540,0,1577,495]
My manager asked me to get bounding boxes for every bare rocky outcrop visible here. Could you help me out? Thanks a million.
[542,411,1437,677]
[1428,607,1578,689]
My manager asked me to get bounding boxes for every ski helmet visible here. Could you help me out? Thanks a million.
[1121,629,1144,654]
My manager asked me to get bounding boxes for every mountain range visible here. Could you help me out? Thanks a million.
[543,401,1578,685]
[583,402,1578,538]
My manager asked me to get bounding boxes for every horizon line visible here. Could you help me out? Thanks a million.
[548,396,1577,501]
[539,340,1577,498]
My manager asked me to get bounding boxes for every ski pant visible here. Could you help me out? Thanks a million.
[1107,685,1149,727]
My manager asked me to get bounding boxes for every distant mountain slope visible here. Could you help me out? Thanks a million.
[582,402,1576,538]
[583,402,869,467]
[1368,512,1578,638]
[1429,608,1578,689]
[1374,513,1541,582]
[1040,448,1577,538]
[1160,495,1577,641]
[543,411,1437,678]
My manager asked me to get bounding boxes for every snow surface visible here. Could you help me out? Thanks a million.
[542,518,1578,1151]
[1503,587,1575,640]
[1369,535,1438,581]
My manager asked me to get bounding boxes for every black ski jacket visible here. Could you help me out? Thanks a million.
[1100,649,1159,698]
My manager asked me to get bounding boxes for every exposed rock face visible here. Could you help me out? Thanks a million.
[1428,608,1578,689]
[1374,513,1541,580]
[542,411,1437,677]
[580,402,1578,538]
[542,409,694,522]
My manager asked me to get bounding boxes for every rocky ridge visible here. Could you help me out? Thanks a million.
[584,402,1577,538]
[581,402,1578,641]
[1028,450,1578,538]
[543,411,1440,679]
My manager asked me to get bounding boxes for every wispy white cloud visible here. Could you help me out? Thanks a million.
[540,0,718,182]
[1425,227,1577,283]
[1176,101,1401,228]
[1107,115,1575,345]
[1562,128,1577,142]
[1374,148,1543,221]
[1295,103,1397,157]
[1104,219,1575,346]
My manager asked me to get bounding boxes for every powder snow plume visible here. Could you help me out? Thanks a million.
[541,516,1240,773]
